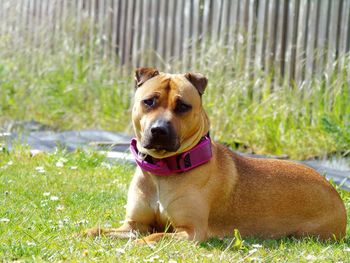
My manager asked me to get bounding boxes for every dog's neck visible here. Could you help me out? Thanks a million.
[130,134,212,176]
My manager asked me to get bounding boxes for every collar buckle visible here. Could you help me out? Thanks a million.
[175,152,192,171]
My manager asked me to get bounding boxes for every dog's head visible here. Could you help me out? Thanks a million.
[132,67,210,158]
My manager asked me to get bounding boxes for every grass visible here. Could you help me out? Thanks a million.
[1,41,349,159]
[1,147,350,262]
[0,53,132,132]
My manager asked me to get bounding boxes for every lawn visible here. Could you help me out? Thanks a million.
[1,147,350,262]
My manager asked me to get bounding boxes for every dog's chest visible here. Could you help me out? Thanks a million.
[151,179,174,227]
[152,199,170,227]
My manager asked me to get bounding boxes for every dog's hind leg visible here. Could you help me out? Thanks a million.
[293,213,346,241]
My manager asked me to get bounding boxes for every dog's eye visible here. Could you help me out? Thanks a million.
[143,98,156,108]
[174,101,192,114]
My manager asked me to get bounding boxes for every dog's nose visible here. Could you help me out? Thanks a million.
[150,120,170,137]
[144,119,179,151]
[151,126,168,136]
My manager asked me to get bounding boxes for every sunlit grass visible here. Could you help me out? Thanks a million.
[1,148,350,261]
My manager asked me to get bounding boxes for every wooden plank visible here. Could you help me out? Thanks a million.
[245,0,256,77]
[27,0,34,52]
[33,0,41,50]
[182,0,191,69]
[305,0,318,81]
[140,0,150,66]
[315,0,330,76]
[219,0,230,45]
[265,0,278,74]
[274,0,287,79]
[132,0,142,67]
[227,0,239,70]
[49,0,57,54]
[4,0,11,46]
[244,0,257,101]
[61,0,68,43]
[111,0,120,67]
[88,0,96,70]
[35,0,45,62]
[284,0,299,83]
[97,0,105,59]
[107,0,114,61]
[238,0,247,33]
[124,0,134,70]
[118,0,126,66]
[28,0,36,69]
[149,0,158,66]
[156,0,167,67]
[72,0,81,78]
[294,0,308,85]
[228,0,239,44]
[15,0,26,53]
[338,0,350,70]
[52,0,61,53]
[39,0,49,53]
[199,0,210,66]
[0,0,4,38]
[290,0,301,82]
[11,0,18,51]
[191,0,200,69]
[254,0,267,69]
[174,0,184,61]
[165,0,176,67]
[210,0,222,46]
[326,0,341,77]
[326,0,341,111]
[103,0,112,61]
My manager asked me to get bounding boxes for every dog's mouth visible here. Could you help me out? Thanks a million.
[142,138,180,152]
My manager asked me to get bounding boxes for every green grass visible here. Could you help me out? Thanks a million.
[0,54,131,132]
[1,148,350,262]
[1,43,349,159]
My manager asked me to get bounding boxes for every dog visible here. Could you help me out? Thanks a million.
[86,67,346,244]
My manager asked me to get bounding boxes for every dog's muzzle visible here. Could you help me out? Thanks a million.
[142,119,180,152]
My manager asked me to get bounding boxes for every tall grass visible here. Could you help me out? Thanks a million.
[0,36,131,132]
[197,45,350,159]
[0,12,349,160]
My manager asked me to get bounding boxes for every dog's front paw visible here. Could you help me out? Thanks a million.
[84,227,105,237]
[133,238,156,246]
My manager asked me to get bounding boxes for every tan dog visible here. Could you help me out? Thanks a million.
[86,68,346,243]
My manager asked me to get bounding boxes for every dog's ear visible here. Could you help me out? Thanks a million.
[184,72,208,95]
[135,67,159,88]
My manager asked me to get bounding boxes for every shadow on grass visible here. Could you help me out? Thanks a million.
[200,235,349,252]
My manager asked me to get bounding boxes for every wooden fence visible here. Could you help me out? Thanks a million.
[0,0,349,83]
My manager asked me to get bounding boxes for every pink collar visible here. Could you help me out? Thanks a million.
[130,135,212,176]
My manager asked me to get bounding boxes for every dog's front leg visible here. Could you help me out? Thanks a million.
[85,169,157,239]
[84,220,152,238]
[134,226,207,245]
[135,195,210,245]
